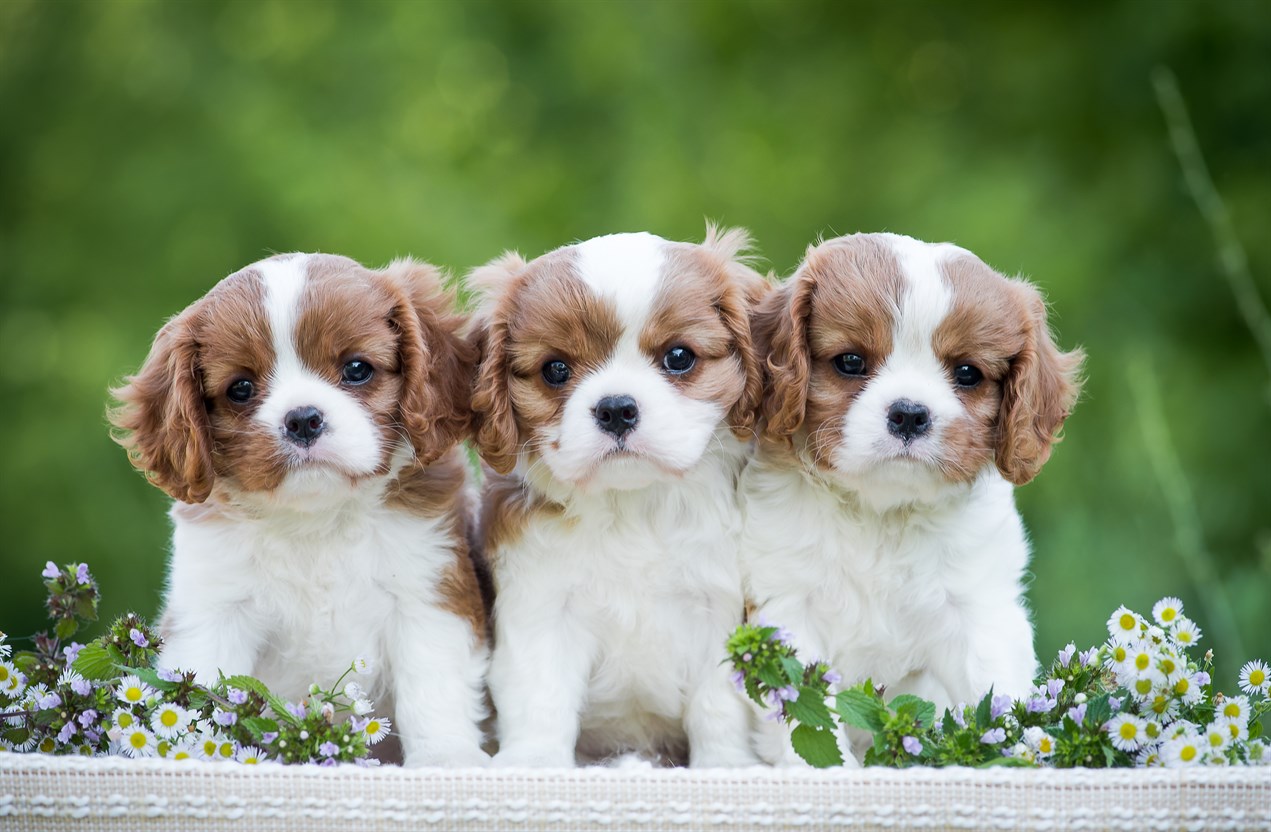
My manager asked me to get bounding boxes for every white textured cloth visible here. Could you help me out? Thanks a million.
[1,754,1269,831]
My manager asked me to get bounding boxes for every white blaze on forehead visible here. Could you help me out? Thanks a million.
[879,233,967,355]
[573,232,668,333]
[254,253,312,378]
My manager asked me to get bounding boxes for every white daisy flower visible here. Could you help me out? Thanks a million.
[115,675,153,707]
[120,725,156,758]
[194,730,223,761]
[1128,669,1167,701]
[1105,642,1132,674]
[1023,726,1056,759]
[1162,733,1203,767]
[1107,714,1148,751]
[1143,625,1168,647]
[1107,606,1143,643]
[1202,722,1230,752]
[0,663,24,699]
[1167,719,1198,739]
[111,708,137,731]
[352,656,373,675]
[1170,616,1201,647]
[1155,649,1186,684]
[235,745,267,764]
[1218,696,1250,726]
[1216,717,1248,744]
[1249,740,1268,765]
[1145,693,1180,722]
[1144,720,1164,743]
[362,716,392,745]
[344,681,364,701]
[150,703,188,739]
[1171,674,1204,706]
[169,741,195,761]
[1238,660,1269,696]
[1127,644,1157,677]
[352,698,372,716]
[1152,597,1184,626]
[1136,746,1164,767]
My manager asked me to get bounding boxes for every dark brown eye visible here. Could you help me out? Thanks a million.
[342,360,373,385]
[542,360,571,387]
[953,364,983,387]
[662,346,696,375]
[227,379,254,403]
[832,353,866,377]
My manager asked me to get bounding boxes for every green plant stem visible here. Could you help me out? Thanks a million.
[1153,66,1271,400]
[1127,354,1246,660]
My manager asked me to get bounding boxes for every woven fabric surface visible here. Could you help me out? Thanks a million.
[2,754,1269,832]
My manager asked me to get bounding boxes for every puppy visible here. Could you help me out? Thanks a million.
[471,228,767,767]
[110,253,489,766]
[741,233,1083,764]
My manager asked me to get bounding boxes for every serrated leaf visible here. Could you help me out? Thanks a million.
[756,665,786,689]
[890,694,937,730]
[1085,692,1111,727]
[221,675,299,725]
[835,688,887,732]
[54,618,78,640]
[975,689,993,728]
[779,656,805,686]
[787,686,835,730]
[790,724,844,768]
[1250,719,1263,740]
[72,642,118,681]
[74,596,98,622]
[241,716,279,740]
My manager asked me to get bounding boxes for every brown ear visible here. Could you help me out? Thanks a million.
[701,224,771,439]
[995,281,1085,485]
[468,253,526,474]
[755,273,815,442]
[380,259,477,466]
[109,307,215,503]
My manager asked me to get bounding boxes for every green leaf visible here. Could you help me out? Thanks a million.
[974,689,993,728]
[787,686,836,730]
[1085,692,1111,727]
[1249,719,1262,740]
[125,665,178,692]
[980,755,1034,768]
[54,617,78,640]
[890,694,937,729]
[221,675,299,726]
[241,716,279,740]
[72,642,118,681]
[74,595,98,622]
[790,724,844,768]
[756,665,786,689]
[835,688,887,732]
[779,656,805,686]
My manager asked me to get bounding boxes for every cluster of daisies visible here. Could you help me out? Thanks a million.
[729,597,1268,768]
[0,562,390,766]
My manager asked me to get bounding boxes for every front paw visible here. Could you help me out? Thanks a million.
[404,743,491,768]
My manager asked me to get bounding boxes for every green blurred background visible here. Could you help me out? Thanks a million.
[1,1,1268,687]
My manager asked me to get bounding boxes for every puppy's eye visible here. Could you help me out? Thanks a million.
[542,360,571,387]
[832,353,867,377]
[342,360,374,385]
[227,379,254,403]
[953,364,983,387]
[662,346,696,375]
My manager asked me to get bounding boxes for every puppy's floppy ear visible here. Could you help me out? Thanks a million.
[995,280,1085,485]
[468,252,526,475]
[702,224,772,439]
[109,306,215,503]
[754,271,815,442]
[380,258,477,466]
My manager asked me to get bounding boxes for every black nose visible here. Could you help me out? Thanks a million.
[594,395,639,438]
[887,399,931,442]
[284,406,325,446]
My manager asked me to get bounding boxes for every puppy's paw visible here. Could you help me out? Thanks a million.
[404,743,491,768]
[491,744,575,768]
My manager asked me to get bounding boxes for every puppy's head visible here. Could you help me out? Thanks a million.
[470,227,767,491]
[756,233,1083,505]
[110,253,473,507]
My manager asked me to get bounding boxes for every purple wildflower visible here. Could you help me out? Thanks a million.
[950,705,967,728]
[75,563,91,585]
[42,561,59,579]
[1195,671,1211,686]
[777,685,798,702]
[57,722,77,743]
[1109,696,1122,713]
[902,735,922,755]
[319,757,337,767]
[991,694,1013,720]
[349,716,369,732]
[822,669,843,685]
[157,668,182,683]
[63,642,84,664]
[764,708,785,722]
[1025,696,1055,714]
[261,732,278,744]
[774,627,795,647]
[729,670,745,691]
[355,756,381,767]
[129,628,148,648]
[319,741,340,757]
[78,710,98,727]
[71,678,92,697]
[1046,678,1064,698]
[1057,643,1076,666]
[980,728,1006,745]
[83,727,101,744]
[285,701,308,720]
[213,709,237,727]
[37,692,62,711]
[227,688,248,706]
[1079,648,1098,667]
[1066,703,1087,725]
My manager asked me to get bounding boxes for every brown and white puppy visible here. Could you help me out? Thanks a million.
[472,228,767,767]
[740,233,1083,764]
[111,253,489,766]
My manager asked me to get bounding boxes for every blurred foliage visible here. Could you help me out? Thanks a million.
[1,1,1268,688]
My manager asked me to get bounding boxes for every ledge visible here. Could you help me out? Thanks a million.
[2,755,1269,831]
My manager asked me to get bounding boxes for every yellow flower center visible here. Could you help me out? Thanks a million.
[1224,703,1240,718]
[1151,697,1167,714]
[39,738,56,753]
[1160,658,1176,675]
[1119,723,1137,740]
[243,756,258,764]
[0,666,9,682]
[1227,723,1241,739]
[1208,733,1223,748]
[1119,613,1136,631]
[366,720,381,735]
[117,713,134,729]
[1251,669,1267,687]
[129,732,147,750]
[1135,679,1153,695]
[1174,679,1189,696]
[158,741,170,757]
[174,751,190,760]
[202,740,216,756]
[219,742,234,758]
[1135,654,1150,671]
[1161,608,1176,622]
[1039,737,1052,753]
[1113,646,1127,662]
[1177,631,1193,643]
[1180,745,1197,762]
[125,687,142,703]
[160,710,178,728]
[1146,722,1161,738]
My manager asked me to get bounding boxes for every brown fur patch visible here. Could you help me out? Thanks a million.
[756,234,904,467]
[476,469,564,582]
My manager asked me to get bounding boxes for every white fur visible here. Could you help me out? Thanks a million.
[486,233,757,768]
[741,234,1037,766]
[157,254,489,766]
